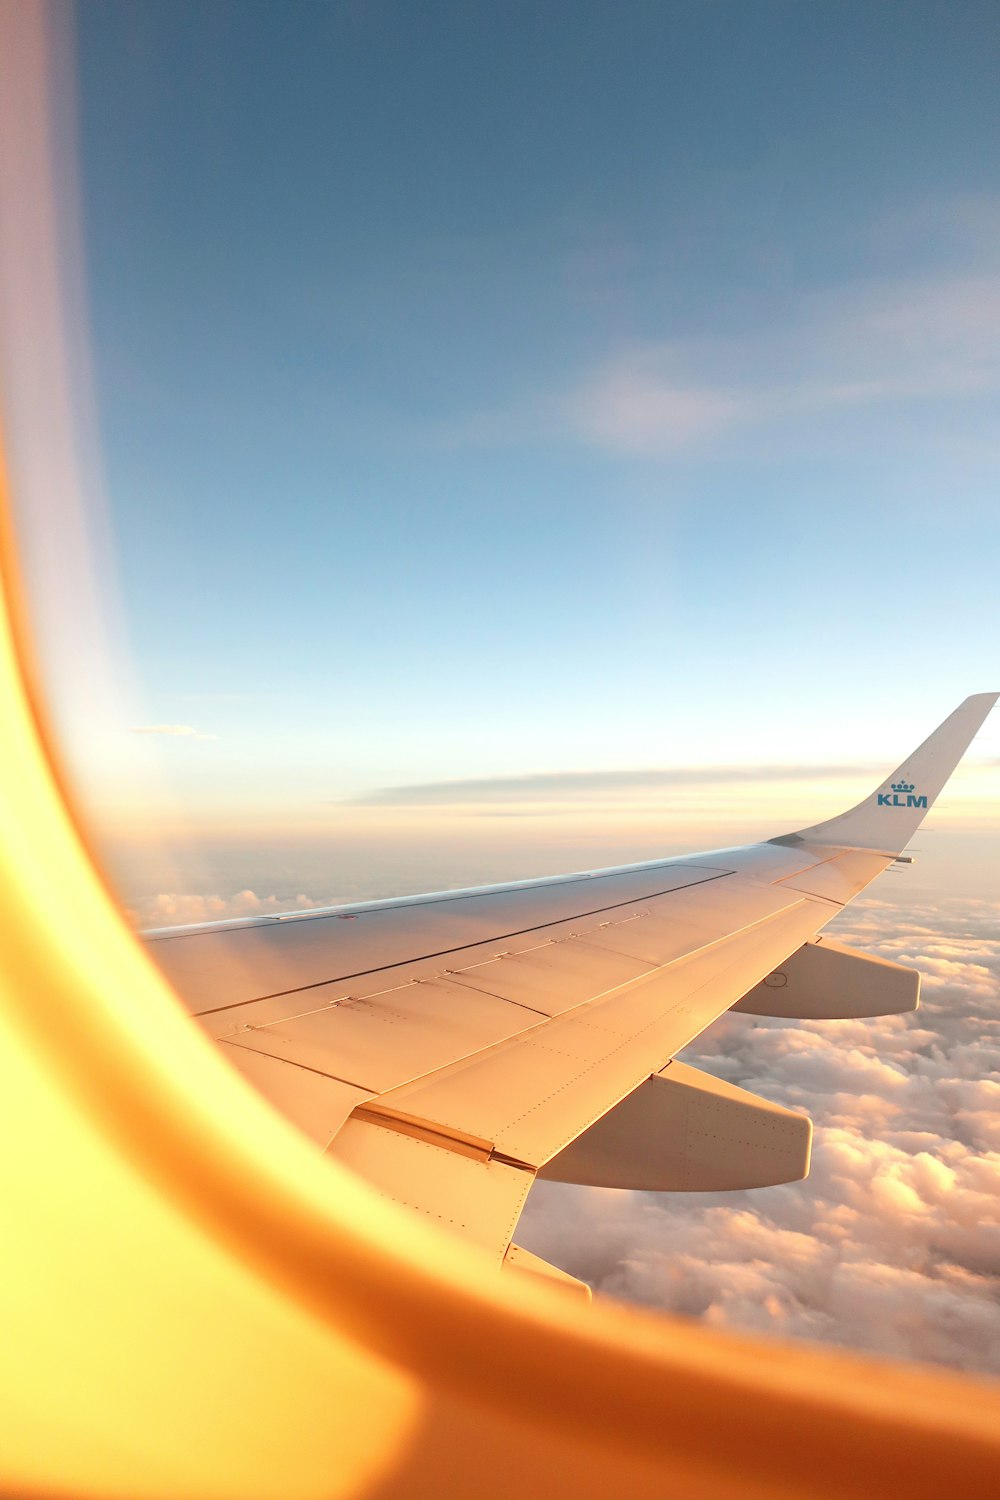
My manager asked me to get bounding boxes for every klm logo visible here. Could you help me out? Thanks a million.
[877,779,927,809]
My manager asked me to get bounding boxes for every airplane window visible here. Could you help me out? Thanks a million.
[1,0,998,1398]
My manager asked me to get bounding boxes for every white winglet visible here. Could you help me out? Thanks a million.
[778,693,998,853]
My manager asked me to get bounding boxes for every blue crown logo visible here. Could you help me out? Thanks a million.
[879,777,927,809]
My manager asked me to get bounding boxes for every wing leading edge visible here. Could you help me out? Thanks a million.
[147,694,996,1289]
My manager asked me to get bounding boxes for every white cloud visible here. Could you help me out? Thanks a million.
[130,724,218,740]
[562,270,1000,455]
[435,196,1000,460]
[129,889,323,928]
[567,364,743,453]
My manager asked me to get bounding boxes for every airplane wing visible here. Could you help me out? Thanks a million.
[146,693,997,1291]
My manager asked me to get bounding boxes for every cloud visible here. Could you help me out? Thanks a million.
[351,762,885,807]
[562,269,1000,455]
[130,889,325,928]
[518,895,1000,1375]
[130,724,218,740]
[434,194,1000,460]
[568,368,743,453]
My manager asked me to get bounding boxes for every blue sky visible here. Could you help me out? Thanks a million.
[64,1,999,859]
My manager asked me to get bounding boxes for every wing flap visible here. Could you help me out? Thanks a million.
[217,1042,373,1149]
[213,975,546,1096]
[501,1244,592,1299]
[340,895,821,1173]
[329,1112,533,1258]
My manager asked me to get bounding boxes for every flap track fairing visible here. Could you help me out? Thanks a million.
[538,1061,811,1192]
[733,937,919,1020]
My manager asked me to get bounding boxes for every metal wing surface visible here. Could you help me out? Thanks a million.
[145,694,996,1286]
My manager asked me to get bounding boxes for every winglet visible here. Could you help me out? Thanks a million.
[775,693,998,854]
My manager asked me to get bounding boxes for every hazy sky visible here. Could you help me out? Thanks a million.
[66,0,999,839]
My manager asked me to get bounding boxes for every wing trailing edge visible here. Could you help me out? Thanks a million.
[502,1244,592,1300]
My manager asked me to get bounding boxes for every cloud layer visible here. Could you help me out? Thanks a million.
[352,763,885,807]
[130,888,321,927]
[519,895,1000,1375]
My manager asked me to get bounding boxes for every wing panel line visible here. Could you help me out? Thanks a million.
[191,868,736,1018]
[218,1039,380,1096]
